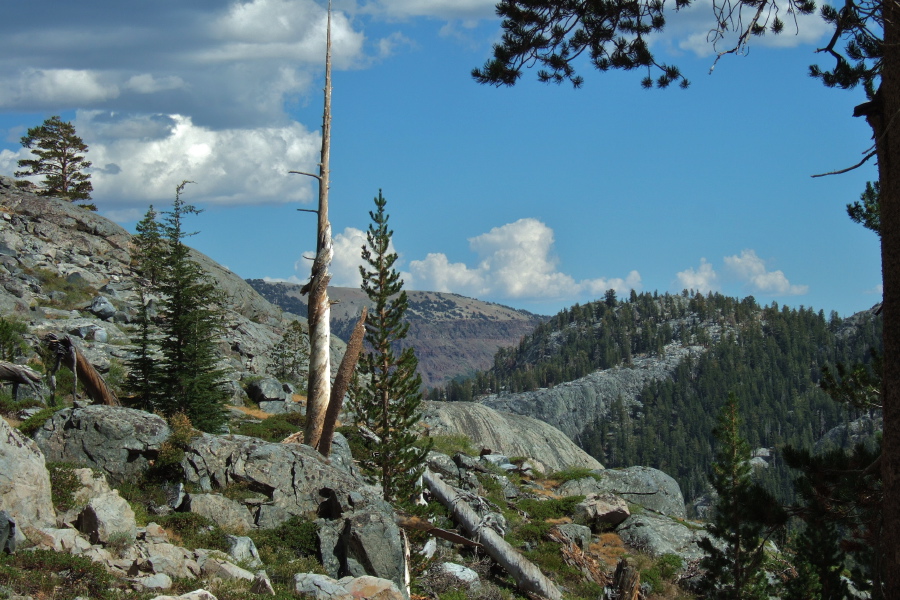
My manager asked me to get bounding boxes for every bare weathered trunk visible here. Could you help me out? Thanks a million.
[318,307,367,456]
[45,333,118,406]
[0,361,42,401]
[422,469,562,600]
[302,0,335,449]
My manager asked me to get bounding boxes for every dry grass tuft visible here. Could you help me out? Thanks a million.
[590,532,628,568]
[232,405,271,420]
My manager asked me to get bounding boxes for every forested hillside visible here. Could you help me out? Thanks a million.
[440,291,882,505]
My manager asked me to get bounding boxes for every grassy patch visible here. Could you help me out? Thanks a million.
[516,495,585,521]
[0,549,114,600]
[17,406,57,437]
[422,433,477,457]
[234,411,305,442]
[28,267,98,309]
[154,512,229,552]
[546,467,602,484]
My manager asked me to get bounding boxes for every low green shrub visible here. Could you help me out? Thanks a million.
[0,549,114,600]
[46,462,82,512]
[547,467,602,484]
[17,407,57,437]
[516,495,585,521]
[234,412,305,442]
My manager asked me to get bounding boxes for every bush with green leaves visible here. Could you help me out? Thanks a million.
[0,316,27,362]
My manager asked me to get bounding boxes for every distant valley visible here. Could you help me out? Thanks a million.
[246,280,548,388]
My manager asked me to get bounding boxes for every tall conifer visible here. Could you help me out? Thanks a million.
[348,191,430,503]
[698,393,786,599]
[131,182,229,432]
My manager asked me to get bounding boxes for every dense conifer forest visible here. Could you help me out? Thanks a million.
[437,291,883,505]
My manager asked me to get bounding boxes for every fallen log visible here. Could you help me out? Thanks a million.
[0,361,42,401]
[422,469,562,600]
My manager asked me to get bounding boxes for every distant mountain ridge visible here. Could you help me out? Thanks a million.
[246,280,548,388]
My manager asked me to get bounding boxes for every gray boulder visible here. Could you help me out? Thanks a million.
[76,491,138,544]
[89,296,117,320]
[225,535,262,568]
[181,433,407,592]
[421,401,602,473]
[0,416,55,537]
[247,377,291,404]
[34,406,171,484]
[558,466,686,519]
[184,494,253,533]
[616,513,710,562]
[573,493,630,528]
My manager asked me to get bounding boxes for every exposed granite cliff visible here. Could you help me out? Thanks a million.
[478,343,705,444]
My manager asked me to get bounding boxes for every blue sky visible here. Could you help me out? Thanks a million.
[0,0,881,317]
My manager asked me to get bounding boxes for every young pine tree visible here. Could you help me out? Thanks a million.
[15,115,94,208]
[133,204,167,286]
[271,320,310,389]
[125,286,160,411]
[154,182,230,432]
[348,191,431,503]
[698,392,786,600]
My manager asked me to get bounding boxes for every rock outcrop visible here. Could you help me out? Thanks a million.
[34,406,171,484]
[557,466,686,519]
[478,344,704,444]
[420,401,603,473]
[0,416,55,537]
[181,433,407,591]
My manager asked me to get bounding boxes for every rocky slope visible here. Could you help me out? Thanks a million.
[247,280,547,388]
[0,175,347,402]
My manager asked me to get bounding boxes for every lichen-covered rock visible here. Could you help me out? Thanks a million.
[34,406,170,484]
[421,401,602,473]
[0,416,55,536]
[616,513,710,562]
[558,466,686,519]
[76,491,137,544]
[184,494,253,532]
[573,493,630,528]
[182,433,407,592]
[293,573,405,600]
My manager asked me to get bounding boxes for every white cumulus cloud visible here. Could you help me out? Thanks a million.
[77,111,320,208]
[724,249,808,295]
[677,258,719,293]
[319,217,641,303]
